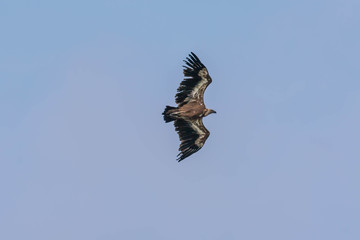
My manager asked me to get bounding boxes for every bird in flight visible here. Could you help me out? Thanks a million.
[162,52,216,162]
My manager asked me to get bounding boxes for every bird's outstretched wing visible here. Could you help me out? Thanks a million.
[176,52,212,106]
[174,118,210,162]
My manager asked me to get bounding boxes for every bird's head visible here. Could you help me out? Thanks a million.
[204,109,217,117]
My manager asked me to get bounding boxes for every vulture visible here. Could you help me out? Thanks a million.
[162,52,216,162]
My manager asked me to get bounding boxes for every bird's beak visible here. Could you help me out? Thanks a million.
[212,110,217,114]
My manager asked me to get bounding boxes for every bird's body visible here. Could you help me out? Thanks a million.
[163,52,216,162]
[167,101,206,119]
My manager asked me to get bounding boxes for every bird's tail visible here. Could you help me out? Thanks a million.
[162,106,177,123]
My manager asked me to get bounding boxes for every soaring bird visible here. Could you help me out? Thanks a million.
[163,52,216,162]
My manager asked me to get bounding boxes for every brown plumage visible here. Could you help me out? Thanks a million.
[162,52,216,162]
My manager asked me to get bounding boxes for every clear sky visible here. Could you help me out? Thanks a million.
[1,0,360,239]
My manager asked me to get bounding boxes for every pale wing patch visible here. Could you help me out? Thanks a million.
[192,69,209,99]
[183,69,210,103]
[191,119,209,147]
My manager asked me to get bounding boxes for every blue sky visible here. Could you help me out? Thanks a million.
[1,0,360,239]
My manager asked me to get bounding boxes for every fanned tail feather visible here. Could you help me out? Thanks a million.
[162,106,177,123]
